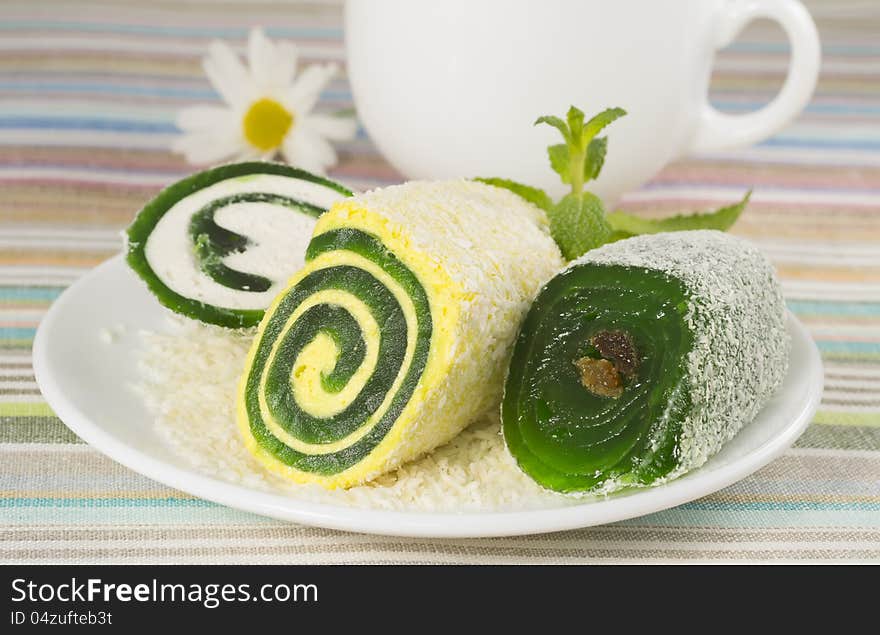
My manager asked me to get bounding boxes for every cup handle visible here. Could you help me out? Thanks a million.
[686,0,821,154]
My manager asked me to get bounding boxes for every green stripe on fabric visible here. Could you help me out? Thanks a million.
[0,403,55,417]
[679,501,880,512]
[820,351,880,363]
[795,423,880,451]
[0,340,36,350]
[813,410,880,427]
[0,417,82,443]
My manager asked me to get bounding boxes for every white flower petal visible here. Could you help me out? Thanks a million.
[301,114,357,141]
[247,27,275,90]
[246,28,298,96]
[302,129,338,167]
[175,105,236,132]
[281,146,325,174]
[270,41,299,92]
[282,126,338,174]
[285,63,338,115]
[172,130,246,166]
[203,39,255,108]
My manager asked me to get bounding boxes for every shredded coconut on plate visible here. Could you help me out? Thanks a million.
[134,316,570,512]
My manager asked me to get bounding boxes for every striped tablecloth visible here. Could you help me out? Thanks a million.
[2,0,878,564]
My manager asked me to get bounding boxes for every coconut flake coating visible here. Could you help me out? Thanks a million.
[577,230,790,479]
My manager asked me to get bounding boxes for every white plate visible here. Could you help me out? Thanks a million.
[34,254,823,538]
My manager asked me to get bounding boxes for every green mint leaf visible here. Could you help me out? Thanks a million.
[534,115,571,144]
[474,177,554,212]
[584,137,607,181]
[583,107,627,142]
[566,105,585,147]
[606,230,633,243]
[547,192,613,260]
[606,191,751,238]
[547,144,570,183]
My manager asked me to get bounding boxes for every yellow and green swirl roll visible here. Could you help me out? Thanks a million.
[237,180,564,488]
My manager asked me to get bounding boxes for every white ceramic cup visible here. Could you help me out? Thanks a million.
[345,0,820,203]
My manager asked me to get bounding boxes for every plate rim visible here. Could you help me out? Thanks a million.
[33,254,824,538]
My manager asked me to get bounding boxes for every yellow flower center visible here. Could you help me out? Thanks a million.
[243,98,294,151]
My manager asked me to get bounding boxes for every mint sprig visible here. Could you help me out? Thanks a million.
[540,106,625,195]
[477,105,752,261]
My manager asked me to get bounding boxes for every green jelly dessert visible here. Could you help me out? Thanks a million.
[502,230,790,494]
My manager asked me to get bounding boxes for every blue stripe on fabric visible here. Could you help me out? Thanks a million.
[0,506,267,526]
[816,341,880,355]
[0,82,218,99]
[640,182,880,194]
[3,114,877,152]
[0,83,353,104]
[0,497,217,508]
[0,162,189,177]
[0,287,63,302]
[761,137,880,150]
[788,301,880,317]
[0,83,875,123]
[679,501,880,512]
[727,41,880,56]
[2,22,878,57]
[0,22,342,39]
[2,497,878,511]
[0,117,177,133]
[625,508,880,529]
[711,101,880,116]
[2,82,878,119]
[0,328,37,340]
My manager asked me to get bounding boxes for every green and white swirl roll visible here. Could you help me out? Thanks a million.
[237,180,564,488]
[126,162,352,328]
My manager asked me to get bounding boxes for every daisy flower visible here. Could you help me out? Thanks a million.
[173,27,356,174]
